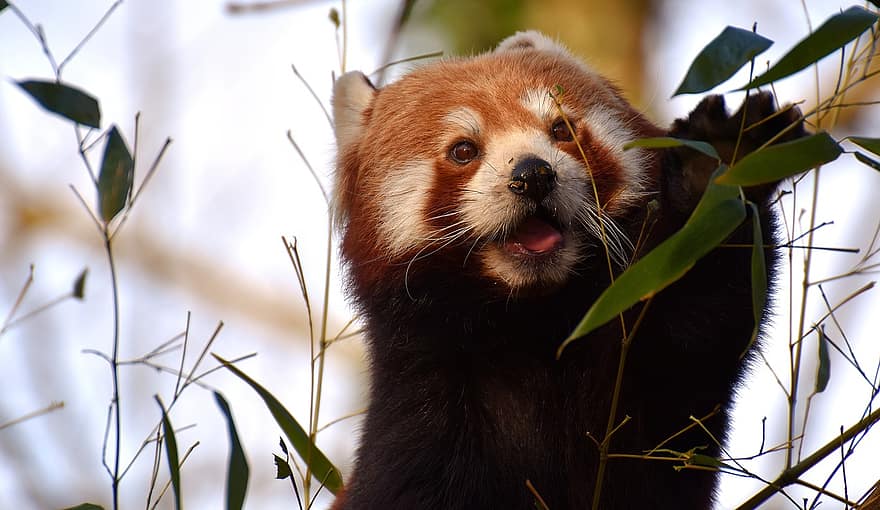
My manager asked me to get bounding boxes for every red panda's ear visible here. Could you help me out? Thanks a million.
[333,71,377,154]
[495,31,570,57]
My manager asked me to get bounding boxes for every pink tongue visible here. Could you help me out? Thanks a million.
[508,217,563,254]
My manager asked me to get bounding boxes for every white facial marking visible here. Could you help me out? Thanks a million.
[378,160,433,257]
[443,107,482,139]
[521,88,576,123]
[581,106,651,208]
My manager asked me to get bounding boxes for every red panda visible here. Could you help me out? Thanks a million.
[330,31,803,509]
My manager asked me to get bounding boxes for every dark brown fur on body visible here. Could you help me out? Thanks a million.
[331,33,804,509]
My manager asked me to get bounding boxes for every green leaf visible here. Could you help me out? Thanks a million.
[855,152,880,173]
[16,80,100,128]
[748,204,767,321]
[816,326,831,393]
[716,132,842,186]
[624,137,720,161]
[741,7,879,90]
[274,453,293,480]
[849,136,880,156]
[674,26,773,95]
[213,355,343,494]
[0,1,8,13]
[214,392,249,510]
[743,202,767,357]
[559,168,746,353]
[155,396,182,510]
[72,268,88,300]
[97,125,134,223]
[688,453,728,469]
[62,505,104,510]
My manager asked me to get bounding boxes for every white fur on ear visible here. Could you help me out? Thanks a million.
[495,31,570,56]
[333,71,376,153]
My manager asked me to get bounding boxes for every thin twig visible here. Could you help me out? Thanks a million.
[0,265,35,336]
[0,401,65,431]
[737,406,880,510]
[56,0,124,78]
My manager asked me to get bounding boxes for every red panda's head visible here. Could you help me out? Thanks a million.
[333,31,663,297]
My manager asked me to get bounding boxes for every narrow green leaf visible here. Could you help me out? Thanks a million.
[72,268,88,300]
[0,1,9,13]
[279,437,289,456]
[274,454,293,480]
[849,136,880,156]
[716,132,842,186]
[674,26,773,95]
[63,505,104,510]
[855,152,880,173]
[624,136,720,161]
[155,396,182,510]
[742,202,767,357]
[213,355,343,494]
[816,326,831,393]
[16,79,100,128]
[741,7,879,90]
[97,125,134,223]
[560,169,746,353]
[688,453,728,469]
[328,7,340,28]
[214,392,249,510]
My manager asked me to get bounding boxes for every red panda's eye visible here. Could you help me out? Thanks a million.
[551,119,574,141]
[449,141,479,164]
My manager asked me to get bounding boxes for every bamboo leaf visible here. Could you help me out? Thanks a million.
[688,453,729,469]
[97,125,134,223]
[214,392,249,510]
[674,26,773,95]
[274,453,293,480]
[0,1,8,13]
[748,203,767,321]
[328,8,340,28]
[624,137,720,161]
[16,79,101,128]
[849,136,880,156]
[559,168,746,353]
[816,326,831,393]
[743,202,767,356]
[213,355,343,494]
[155,396,182,510]
[63,505,104,510]
[741,7,879,90]
[855,152,880,173]
[72,268,88,300]
[716,132,842,186]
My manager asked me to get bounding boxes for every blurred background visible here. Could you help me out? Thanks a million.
[1,1,878,508]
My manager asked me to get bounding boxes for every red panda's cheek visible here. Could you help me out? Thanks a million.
[569,135,626,210]
[364,159,436,258]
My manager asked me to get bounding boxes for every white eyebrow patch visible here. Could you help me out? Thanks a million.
[521,88,576,122]
[443,107,482,137]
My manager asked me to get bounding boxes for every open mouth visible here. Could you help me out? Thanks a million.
[503,211,564,256]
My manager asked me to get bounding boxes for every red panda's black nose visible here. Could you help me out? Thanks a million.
[508,157,556,203]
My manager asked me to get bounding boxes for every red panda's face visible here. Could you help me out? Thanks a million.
[333,32,662,296]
